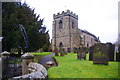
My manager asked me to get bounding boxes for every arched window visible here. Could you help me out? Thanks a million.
[59,20,62,29]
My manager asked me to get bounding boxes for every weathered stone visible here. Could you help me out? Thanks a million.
[92,43,109,65]
[116,45,120,62]
[77,47,86,60]
[1,51,10,56]
[77,48,82,60]
[60,48,65,56]
[21,53,34,75]
[106,42,115,61]
[89,46,94,61]
[52,10,99,52]
[1,51,10,78]
[11,62,47,79]
[21,53,34,59]
[46,61,54,68]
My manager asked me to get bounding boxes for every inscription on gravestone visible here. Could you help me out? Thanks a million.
[92,43,109,65]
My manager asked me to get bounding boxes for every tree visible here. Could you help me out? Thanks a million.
[2,2,50,53]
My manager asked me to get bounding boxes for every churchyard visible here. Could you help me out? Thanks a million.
[1,2,119,80]
[48,53,118,78]
[0,42,120,79]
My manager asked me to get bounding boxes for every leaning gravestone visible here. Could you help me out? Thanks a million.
[106,43,115,61]
[92,43,109,65]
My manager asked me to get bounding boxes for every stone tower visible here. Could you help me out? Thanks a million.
[52,10,81,52]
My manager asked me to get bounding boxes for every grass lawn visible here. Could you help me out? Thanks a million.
[9,52,52,63]
[31,52,52,63]
[48,53,119,78]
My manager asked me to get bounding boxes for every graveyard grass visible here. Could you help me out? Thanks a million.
[9,52,52,63]
[48,53,119,78]
[32,52,52,63]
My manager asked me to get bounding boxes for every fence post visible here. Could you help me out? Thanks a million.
[21,53,34,75]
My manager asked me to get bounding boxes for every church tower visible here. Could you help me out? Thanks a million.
[52,10,81,52]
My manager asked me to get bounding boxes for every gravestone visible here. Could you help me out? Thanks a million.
[77,48,82,60]
[77,47,86,60]
[92,43,109,65]
[116,45,120,62]
[60,48,65,56]
[106,43,115,61]
[73,47,77,53]
[63,48,67,55]
[89,46,94,61]
[54,48,59,56]
[82,47,87,60]
[67,48,71,53]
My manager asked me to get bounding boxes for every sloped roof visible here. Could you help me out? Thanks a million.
[81,30,100,42]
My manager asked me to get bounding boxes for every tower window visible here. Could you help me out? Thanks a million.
[72,21,74,28]
[59,20,62,29]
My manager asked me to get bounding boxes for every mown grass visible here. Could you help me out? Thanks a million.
[48,53,119,78]
[9,52,52,63]
[31,52,52,63]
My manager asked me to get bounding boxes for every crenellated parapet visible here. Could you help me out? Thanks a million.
[53,10,78,20]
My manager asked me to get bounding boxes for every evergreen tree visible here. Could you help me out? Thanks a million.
[2,2,50,53]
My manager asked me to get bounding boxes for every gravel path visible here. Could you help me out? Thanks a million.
[38,53,55,66]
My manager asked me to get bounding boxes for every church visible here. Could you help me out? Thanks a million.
[52,10,100,52]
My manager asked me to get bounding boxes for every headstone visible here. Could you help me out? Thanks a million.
[77,47,86,60]
[92,43,109,65]
[63,48,67,55]
[106,43,115,61]
[77,48,82,60]
[116,45,120,62]
[60,48,64,56]
[67,48,71,53]
[54,48,59,56]
[89,46,94,61]
[82,47,87,60]
[73,47,77,53]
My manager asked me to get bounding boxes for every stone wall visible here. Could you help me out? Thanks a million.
[9,53,47,80]
[52,10,80,52]
[81,31,98,48]
[52,10,99,52]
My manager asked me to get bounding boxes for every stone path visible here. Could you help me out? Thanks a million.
[38,53,55,66]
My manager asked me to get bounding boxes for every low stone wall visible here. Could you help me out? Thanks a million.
[10,62,47,79]
[9,53,48,80]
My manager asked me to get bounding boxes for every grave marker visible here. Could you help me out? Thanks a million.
[106,43,115,61]
[92,43,109,65]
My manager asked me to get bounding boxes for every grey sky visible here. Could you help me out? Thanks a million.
[22,0,119,43]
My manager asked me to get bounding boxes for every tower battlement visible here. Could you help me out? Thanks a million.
[53,10,78,20]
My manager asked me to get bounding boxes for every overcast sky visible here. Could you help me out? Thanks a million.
[21,0,119,43]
